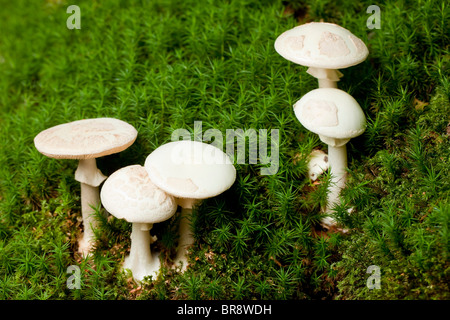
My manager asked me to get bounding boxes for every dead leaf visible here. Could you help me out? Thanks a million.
[413,98,428,111]
[130,286,142,295]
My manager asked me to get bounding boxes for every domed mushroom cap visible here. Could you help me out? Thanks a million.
[34,118,138,159]
[144,140,236,200]
[274,22,368,69]
[294,88,366,140]
[100,165,177,224]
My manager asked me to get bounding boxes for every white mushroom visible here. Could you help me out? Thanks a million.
[294,88,366,228]
[144,140,236,271]
[308,149,329,181]
[274,22,369,88]
[100,165,177,282]
[33,118,138,255]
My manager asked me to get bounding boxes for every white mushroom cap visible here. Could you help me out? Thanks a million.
[144,140,236,200]
[294,88,366,145]
[274,22,369,70]
[34,118,138,159]
[100,165,177,224]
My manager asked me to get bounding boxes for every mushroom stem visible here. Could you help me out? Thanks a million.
[174,198,201,271]
[318,78,338,88]
[307,67,343,88]
[75,158,107,187]
[124,222,160,282]
[77,182,101,255]
[74,158,107,256]
[324,143,347,226]
[175,207,193,267]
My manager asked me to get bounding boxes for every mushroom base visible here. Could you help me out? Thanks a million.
[123,222,161,282]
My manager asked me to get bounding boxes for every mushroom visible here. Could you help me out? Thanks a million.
[100,165,177,282]
[33,118,138,255]
[308,149,329,181]
[274,22,368,88]
[293,88,366,227]
[144,140,236,271]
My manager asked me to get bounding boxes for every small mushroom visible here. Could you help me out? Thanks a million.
[33,118,138,255]
[275,22,368,88]
[144,140,236,271]
[308,149,329,181]
[100,165,177,282]
[294,88,366,227]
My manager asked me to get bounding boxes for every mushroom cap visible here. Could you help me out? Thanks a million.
[34,118,138,159]
[144,140,236,200]
[100,165,177,224]
[274,22,369,69]
[294,88,366,140]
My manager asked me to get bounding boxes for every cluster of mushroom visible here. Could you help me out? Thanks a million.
[32,21,369,281]
[34,119,236,282]
[275,22,369,228]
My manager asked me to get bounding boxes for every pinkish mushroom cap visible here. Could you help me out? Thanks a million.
[101,165,177,224]
[34,118,138,160]
[274,22,369,70]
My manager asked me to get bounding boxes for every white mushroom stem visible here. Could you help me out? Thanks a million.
[174,198,201,271]
[74,158,107,256]
[326,144,347,209]
[318,78,337,89]
[77,183,101,255]
[124,222,160,282]
[307,67,343,88]
[319,136,349,227]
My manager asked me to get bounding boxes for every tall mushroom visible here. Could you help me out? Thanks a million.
[144,140,236,271]
[33,118,138,255]
[293,88,366,228]
[274,22,369,88]
[100,165,177,282]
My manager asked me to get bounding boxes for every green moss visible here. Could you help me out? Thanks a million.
[0,0,448,300]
